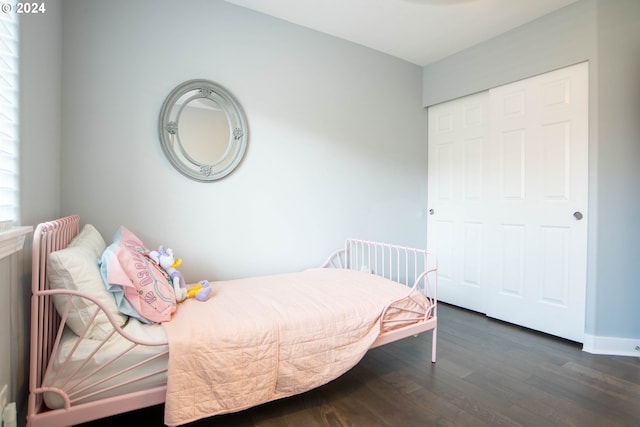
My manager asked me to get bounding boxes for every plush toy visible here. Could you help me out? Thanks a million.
[148,246,211,302]
[188,280,212,302]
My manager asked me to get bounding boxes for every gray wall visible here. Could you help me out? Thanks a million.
[422,1,596,107]
[59,0,428,281]
[8,0,62,417]
[14,0,428,416]
[594,0,640,341]
[19,0,62,226]
[422,0,640,343]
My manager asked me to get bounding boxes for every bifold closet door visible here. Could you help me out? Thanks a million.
[427,62,588,342]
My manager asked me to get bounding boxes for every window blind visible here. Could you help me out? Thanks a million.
[0,12,18,223]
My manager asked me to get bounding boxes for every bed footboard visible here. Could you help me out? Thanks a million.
[322,238,438,362]
[27,216,168,427]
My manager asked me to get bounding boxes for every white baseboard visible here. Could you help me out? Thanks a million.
[582,334,640,357]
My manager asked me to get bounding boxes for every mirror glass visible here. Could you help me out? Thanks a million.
[158,79,248,181]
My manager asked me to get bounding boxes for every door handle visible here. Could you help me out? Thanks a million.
[429,209,434,215]
[573,211,583,220]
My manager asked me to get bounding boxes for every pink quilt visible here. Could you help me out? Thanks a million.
[162,268,427,426]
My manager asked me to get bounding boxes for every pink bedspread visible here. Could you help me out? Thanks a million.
[162,268,426,426]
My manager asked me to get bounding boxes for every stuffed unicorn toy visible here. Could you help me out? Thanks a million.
[148,246,211,302]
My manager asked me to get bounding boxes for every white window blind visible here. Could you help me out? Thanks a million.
[0,12,18,223]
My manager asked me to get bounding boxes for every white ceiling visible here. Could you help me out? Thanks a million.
[224,0,579,66]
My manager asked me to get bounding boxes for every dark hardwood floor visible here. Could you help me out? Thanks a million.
[77,303,640,426]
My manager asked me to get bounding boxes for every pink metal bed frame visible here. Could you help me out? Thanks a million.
[27,215,437,427]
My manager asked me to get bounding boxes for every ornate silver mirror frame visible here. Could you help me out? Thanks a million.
[158,79,248,182]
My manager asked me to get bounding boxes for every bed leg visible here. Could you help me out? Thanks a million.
[431,328,437,363]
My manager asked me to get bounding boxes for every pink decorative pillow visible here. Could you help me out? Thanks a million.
[101,226,176,323]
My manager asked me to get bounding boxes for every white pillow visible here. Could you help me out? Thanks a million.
[68,223,106,257]
[48,224,127,339]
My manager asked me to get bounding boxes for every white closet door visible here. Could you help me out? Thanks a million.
[485,62,588,342]
[427,62,588,342]
[427,91,490,313]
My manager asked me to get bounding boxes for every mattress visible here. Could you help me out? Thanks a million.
[43,318,169,409]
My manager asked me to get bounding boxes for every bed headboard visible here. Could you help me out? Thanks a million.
[29,215,80,412]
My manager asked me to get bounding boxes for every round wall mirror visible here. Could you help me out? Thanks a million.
[158,79,248,181]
